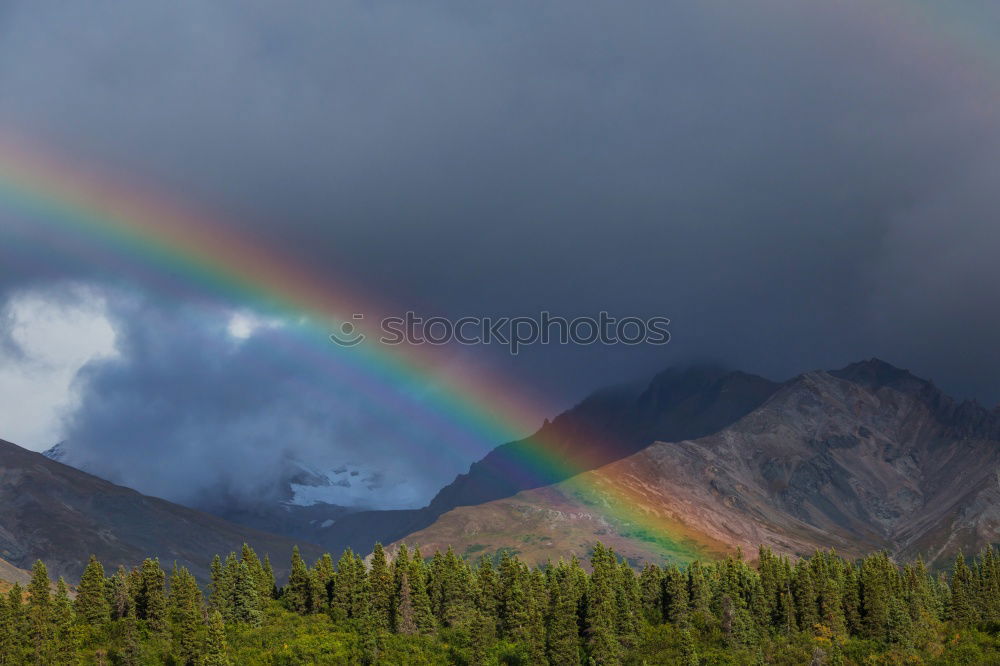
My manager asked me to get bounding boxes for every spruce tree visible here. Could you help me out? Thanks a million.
[679,625,699,666]
[438,547,474,628]
[368,543,394,631]
[120,615,141,666]
[841,564,862,635]
[27,560,53,664]
[475,557,500,633]
[135,558,167,632]
[240,543,266,600]
[408,549,436,635]
[586,543,622,665]
[664,565,690,625]
[233,561,262,626]
[859,553,892,640]
[52,578,77,665]
[202,610,230,666]
[314,553,337,613]
[950,552,976,628]
[3,584,28,664]
[0,592,12,664]
[639,563,665,624]
[209,554,226,613]
[261,554,277,600]
[168,565,203,666]
[75,555,109,624]
[546,563,580,666]
[616,560,641,650]
[395,569,417,635]
[792,560,818,633]
[687,560,712,625]
[109,564,135,620]
[284,546,312,614]
[331,549,360,622]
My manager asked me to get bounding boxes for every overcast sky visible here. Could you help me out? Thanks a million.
[2,1,1000,510]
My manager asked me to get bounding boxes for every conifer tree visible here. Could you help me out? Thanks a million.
[284,545,312,614]
[547,563,581,666]
[950,552,976,628]
[2,584,28,664]
[408,549,436,634]
[135,558,167,632]
[438,547,474,628]
[0,592,12,664]
[27,560,53,663]
[239,543,266,599]
[74,555,109,625]
[233,560,262,626]
[109,564,135,620]
[497,551,529,640]
[395,570,417,635]
[52,578,77,665]
[792,560,818,633]
[314,553,337,613]
[168,565,203,666]
[639,563,665,624]
[978,547,1000,623]
[679,625,699,666]
[392,544,411,632]
[331,549,363,622]
[587,543,622,665]
[120,615,141,666]
[886,596,913,647]
[261,554,277,600]
[469,606,495,666]
[475,556,500,633]
[202,610,230,666]
[616,560,641,650]
[523,568,548,664]
[841,564,862,635]
[859,553,892,640]
[664,564,689,626]
[209,554,226,613]
[368,543,394,630]
[687,560,712,625]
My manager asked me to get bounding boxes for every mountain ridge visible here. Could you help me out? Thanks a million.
[0,438,322,583]
[397,359,1000,567]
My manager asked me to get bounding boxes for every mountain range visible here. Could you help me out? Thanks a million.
[399,359,1000,566]
[5,358,1000,582]
[0,438,321,582]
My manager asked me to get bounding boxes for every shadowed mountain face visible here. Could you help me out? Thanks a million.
[0,439,322,583]
[399,360,1000,567]
[311,365,779,554]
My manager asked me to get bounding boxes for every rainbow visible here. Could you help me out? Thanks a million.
[4,1,996,563]
[0,136,720,563]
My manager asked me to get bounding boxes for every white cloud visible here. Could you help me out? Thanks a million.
[0,286,118,450]
[226,310,284,341]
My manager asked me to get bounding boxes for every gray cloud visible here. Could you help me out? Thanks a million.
[2,1,1000,507]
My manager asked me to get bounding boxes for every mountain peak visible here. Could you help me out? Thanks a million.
[829,358,932,395]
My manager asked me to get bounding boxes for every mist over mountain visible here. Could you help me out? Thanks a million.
[0,437,322,583]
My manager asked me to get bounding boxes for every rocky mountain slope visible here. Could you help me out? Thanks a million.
[399,360,1000,567]
[0,438,322,583]
[0,556,31,593]
[314,365,778,554]
[44,443,363,548]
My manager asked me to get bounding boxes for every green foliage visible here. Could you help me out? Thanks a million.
[11,541,1000,664]
[73,555,108,625]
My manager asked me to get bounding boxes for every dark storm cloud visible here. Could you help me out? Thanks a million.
[58,295,488,509]
[2,1,1000,506]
